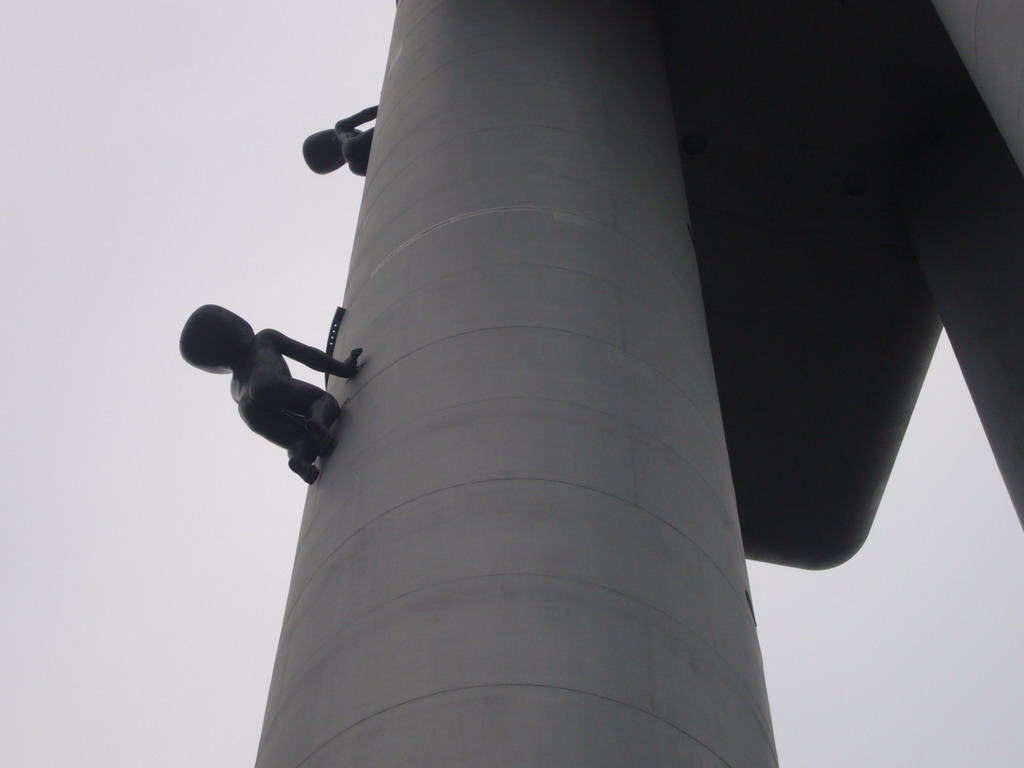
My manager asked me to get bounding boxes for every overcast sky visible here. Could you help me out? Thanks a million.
[2,2,1022,767]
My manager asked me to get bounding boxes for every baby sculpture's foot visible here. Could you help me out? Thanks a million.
[288,456,320,485]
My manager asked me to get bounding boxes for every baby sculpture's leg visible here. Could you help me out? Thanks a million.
[287,447,321,484]
[306,393,341,456]
[341,128,374,176]
[238,397,322,484]
[250,374,342,456]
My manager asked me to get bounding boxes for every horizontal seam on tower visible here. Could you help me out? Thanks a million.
[369,111,588,191]
[293,683,750,768]
[337,389,723,478]
[348,258,696,350]
[338,325,722,444]
[350,202,690,301]
[310,404,734,585]
[378,33,607,164]
[288,476,748,639]
[367,260,633,321]
[283,571,775,741]
[362,258,690,315]
[364,203,607,281]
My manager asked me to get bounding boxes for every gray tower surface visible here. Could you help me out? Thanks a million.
[257,1,773,765]
[255,0,1024,765]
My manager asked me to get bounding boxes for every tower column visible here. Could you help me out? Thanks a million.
[257,1,776,765]
[927,0,1024,175]
[904,110,1024,529]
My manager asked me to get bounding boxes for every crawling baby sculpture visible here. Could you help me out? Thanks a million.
[180,305,362,484]
[302,105,378,176]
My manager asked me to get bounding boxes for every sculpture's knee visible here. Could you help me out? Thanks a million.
[342,130,372,176]
[310,392,341,424]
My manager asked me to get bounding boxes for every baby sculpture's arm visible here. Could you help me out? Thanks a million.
[266,330,362,378]
[335,105,379,134]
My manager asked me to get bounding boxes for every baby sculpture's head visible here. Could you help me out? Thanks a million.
[180,305,255,373]
[302,129,347,174]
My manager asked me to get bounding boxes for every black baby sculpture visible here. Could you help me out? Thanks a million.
[180,305,362,484]
[303,105,379,177]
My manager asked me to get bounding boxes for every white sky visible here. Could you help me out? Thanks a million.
[1,2,1021,766]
